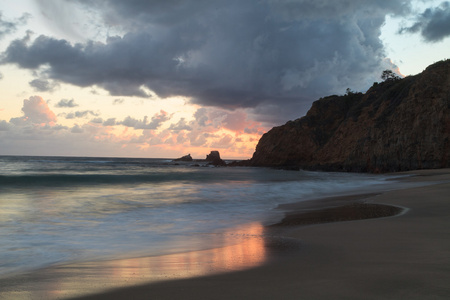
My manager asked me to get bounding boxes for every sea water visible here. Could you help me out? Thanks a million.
[0,155,407,277]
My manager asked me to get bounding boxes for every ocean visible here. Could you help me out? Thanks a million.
[0,155,409,278]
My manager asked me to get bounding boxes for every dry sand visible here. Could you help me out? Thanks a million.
[1,169,449,300]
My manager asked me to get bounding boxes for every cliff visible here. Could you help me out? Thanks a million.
[249,60,450,172]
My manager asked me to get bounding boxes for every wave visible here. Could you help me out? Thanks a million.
[0,172,213,187]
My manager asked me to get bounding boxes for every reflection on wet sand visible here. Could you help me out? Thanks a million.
[0,222,267,300]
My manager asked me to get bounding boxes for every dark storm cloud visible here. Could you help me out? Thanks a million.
[2,0,411,123]
[399,2,450,42]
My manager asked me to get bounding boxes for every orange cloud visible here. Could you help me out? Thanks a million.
[116,107,271,158]
[1,94,267,159]
[22,95,57,124]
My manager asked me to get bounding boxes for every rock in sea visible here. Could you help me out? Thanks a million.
[205,151,226,166]
[173,154,193,162]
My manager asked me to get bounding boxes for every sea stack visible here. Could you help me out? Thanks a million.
[248,60,450,173]
[206,151,226,166]
[173,154,193,162]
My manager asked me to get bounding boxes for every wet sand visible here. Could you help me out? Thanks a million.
[2,169,450,299]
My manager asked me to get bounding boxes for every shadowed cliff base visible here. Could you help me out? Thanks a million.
[247,59,450,173]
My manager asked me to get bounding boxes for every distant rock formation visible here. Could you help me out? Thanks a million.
[173,154,193,162]
[206,151,226,166]
[248,60,450,172]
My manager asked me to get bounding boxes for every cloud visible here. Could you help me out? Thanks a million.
[34,0,94,42]
[71,124,84,133]
[90,117,103,124]
[65,110,99,119]
[113,98,124,105]
[0,120,11,131]
[103,118,116,126]
[188,132,208,147]
[214,110,248,132]
[399,1,450,42]
[168,118,192,132]
[0,101,259,158]
[0,12,30,40]
[9,116,29,127]
[42,124,68,131]
[29,78,60,92]
[193,108,208,127]
[2,0,412,123]
[0,13,17,39]
[186,107,265,135]
[55,98,78,107]
[120,110,170,129]
[21,95,57,124]
[210,134,234,149]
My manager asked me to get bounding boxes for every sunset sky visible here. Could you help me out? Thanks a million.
[0,0,449,159]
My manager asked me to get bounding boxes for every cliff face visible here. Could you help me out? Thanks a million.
[249,60,450,172]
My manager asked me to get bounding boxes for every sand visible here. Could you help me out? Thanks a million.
[1,169,450,299]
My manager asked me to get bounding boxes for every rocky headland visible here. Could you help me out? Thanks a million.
[247,60,450,172]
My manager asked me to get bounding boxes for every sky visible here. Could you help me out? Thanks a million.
[0,0,449,159]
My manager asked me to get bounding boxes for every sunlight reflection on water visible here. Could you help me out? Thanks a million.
[0,222,270,300]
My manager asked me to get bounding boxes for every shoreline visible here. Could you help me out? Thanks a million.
[1,169,449,299]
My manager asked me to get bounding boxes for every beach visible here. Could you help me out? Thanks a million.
[75,169,450,300]
[1,169,449,299]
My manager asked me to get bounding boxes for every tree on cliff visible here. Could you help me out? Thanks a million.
[381,70,401,82]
